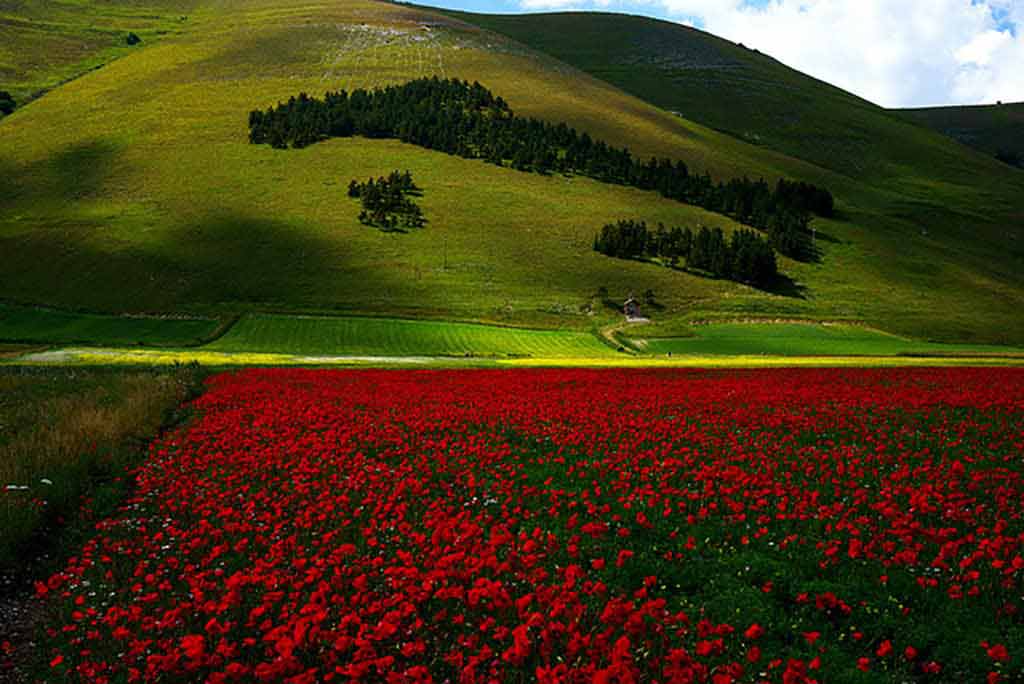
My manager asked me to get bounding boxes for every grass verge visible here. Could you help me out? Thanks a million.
[6,347,1024,368]
[0,364,206,570]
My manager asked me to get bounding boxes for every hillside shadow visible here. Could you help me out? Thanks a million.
[51,141,119,199]
[155,211,422,309]
[764,273,808,299]
[0,139,120,211]
[1,208,418,314]
[0,139,425,313]
[811,225,842,244]
[662,262,807,299]
[0,157,17,210]
[595,255,809,301]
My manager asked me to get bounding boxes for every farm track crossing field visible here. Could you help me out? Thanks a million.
[206,314,618,358]
[25,368,1024,683]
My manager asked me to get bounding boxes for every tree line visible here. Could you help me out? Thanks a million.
[247,78,833,259]
[347,170,425,230]
[593,219,778,288]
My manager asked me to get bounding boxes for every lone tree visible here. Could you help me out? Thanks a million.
[126,32,142,45]
[0,91,15,116]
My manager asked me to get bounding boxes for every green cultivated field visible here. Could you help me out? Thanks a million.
[0,303,221,347]
[208,314,617,358]
[8,316,1024,367]
[631,322,1024,358]
[0,0,1022,355]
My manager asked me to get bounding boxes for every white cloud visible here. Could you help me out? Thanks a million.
[952,32,1024,103]
[956,30,1010,67]
[514,0,1024,107]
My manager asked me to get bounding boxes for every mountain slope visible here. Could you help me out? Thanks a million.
[435,11,1010,182]
[1,0,1022,344]
[433,8,1024,342]
[0,0,800,327]
[898,102,1024,168]
[0,0,200,106]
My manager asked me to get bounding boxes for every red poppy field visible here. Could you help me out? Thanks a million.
[33,368,1024,683]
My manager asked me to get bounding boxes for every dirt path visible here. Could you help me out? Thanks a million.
[598,319,648,353]
[0,581,37,684]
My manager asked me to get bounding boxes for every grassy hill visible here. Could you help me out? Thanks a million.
[428,8,1024,343]
[898,102,1024,169]
[0,0,199,106]
[1,0,1022,349]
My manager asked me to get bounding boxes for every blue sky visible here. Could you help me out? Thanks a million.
[420,0,1024,107]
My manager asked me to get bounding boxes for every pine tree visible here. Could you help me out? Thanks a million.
[249,77,833,249]
[0,91,15,116]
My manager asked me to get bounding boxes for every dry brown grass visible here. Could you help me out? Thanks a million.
[0,346,40,360]
[0,365,204,566]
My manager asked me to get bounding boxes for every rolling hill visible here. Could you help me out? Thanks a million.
[898,102,1024,169]
[1,0,1022,351]
[435,10,1021,184]
[0,0,200,106]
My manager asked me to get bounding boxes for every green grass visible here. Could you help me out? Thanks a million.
[1,0,1023,347]
[0,302,222,347]
[207,314,618,357]
[9,316,1022,367]
[898,102,1024,166]
[0,0,197,105]
[629,322,1024,357]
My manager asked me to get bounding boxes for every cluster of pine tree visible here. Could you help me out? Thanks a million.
[594,220,778,288]
[347,170,425,230]
[247,78,832,259]
[996,149,1023,169]
[0,91,15,117]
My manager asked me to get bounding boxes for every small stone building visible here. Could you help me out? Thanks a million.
[623,296,640,319]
